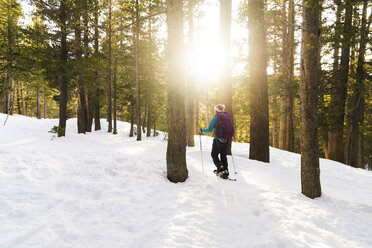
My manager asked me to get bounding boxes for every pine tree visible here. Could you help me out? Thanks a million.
[58,0,70,137]
[248,0,270,162]
[219,0,232,114]
[328,0,353,163]
[0,0,21,114]
[300,0,321,199]
[166,0,188,183]
[107,0,113,133]
[93,0,101,131]
[344,0,368,168]
[135,0,142,141]
[186,0,195,147]
[279,0,295,152]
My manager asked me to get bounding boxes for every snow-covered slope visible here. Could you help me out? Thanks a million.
[1,113,371,248]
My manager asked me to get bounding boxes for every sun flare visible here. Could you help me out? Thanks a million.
[185,1,225,83]
[187,42,224,82]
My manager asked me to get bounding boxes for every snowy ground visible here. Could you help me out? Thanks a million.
[1,113,372,248]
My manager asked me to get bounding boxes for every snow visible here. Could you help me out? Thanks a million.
[1,113,372,248]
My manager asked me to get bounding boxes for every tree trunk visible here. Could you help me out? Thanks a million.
[113,55,118,134]
[36,85,41,119]
[21,82,27,116]
[5,0,13,115]
[94,0,101,131]
[194,97,199,134]
[328,0,353,163]
[58,0,68,137]
[272,117,278,148]
[279,0,295,152]
[86,89,93,132]
[299,0,321,199]
[83,11,92,132]
[248,0,270,162]
[75,12,87,134]
[147,18,154,138]
[344,0,367,168]
[186,0,195,147]
[5,75,11,115]
[142,101,147,134]
[43,87,47,118]
[147,101,152,137]
[16,83,21,114]
[153,110,157,137]
[130,101,135,137]
[135,0,142,141]
[10,78,16,115]
[219,0,232,114]
[166,0,188,183]
[107,0,113,132]
[321,0,341,156]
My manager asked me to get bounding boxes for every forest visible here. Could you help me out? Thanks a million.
[0,0,371,192]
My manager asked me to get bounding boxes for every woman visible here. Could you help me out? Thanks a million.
[199,104,232,179]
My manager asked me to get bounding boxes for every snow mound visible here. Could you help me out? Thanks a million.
[1,113,371,248]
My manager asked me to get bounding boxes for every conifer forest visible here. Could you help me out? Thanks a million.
[1,0,371,192]
[2,1,372,247]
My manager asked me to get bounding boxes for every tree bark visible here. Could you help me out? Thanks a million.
[36,85,41,119]
[16,83,21,114]
[43,87,47,118]
[75,12,87,134]
[186,0,195,147]
[94,0,101,131]
[10,78,16,115]
[272,117,278,148]
[219,0,232,114]
[83,11,92,132]
[279,0,295,152]
[107,0,113,132]
[153,110,157,137]
[21,82,27,116]
[147,17,154,138]
[4,0,13,115]
[344,0,367,168]
[248,0,270,162]
[58,0,68,137]
[130,101,135,137]
[142,101,147,134]
[135,0,142,141]
[147,101,152,137]
[166,0,188,183]
[300,0,321,199]
[193,98,199,135]
[113,55,118,134]
[328,0,353,163]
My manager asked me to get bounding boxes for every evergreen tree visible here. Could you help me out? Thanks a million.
[300,0,321,198]
[279,0,295,152]
[248,0,270,162]
[166,0,188,183]
[328,0,353,163]
[344,0,368,168]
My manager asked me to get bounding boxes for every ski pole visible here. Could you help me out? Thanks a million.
[230,139,237,174]
[199,134,204,174]
[231,151,237,174]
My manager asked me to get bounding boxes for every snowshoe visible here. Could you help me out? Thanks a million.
[214,170,236,181]
[214,169,230,179]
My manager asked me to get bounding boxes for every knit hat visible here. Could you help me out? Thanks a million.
[214,104,225,113]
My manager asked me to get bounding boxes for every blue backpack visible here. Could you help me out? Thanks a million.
[215,112,234,140]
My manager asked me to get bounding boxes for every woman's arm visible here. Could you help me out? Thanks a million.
[201,115,217,134]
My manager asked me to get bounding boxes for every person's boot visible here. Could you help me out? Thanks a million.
[220,170,229,179]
